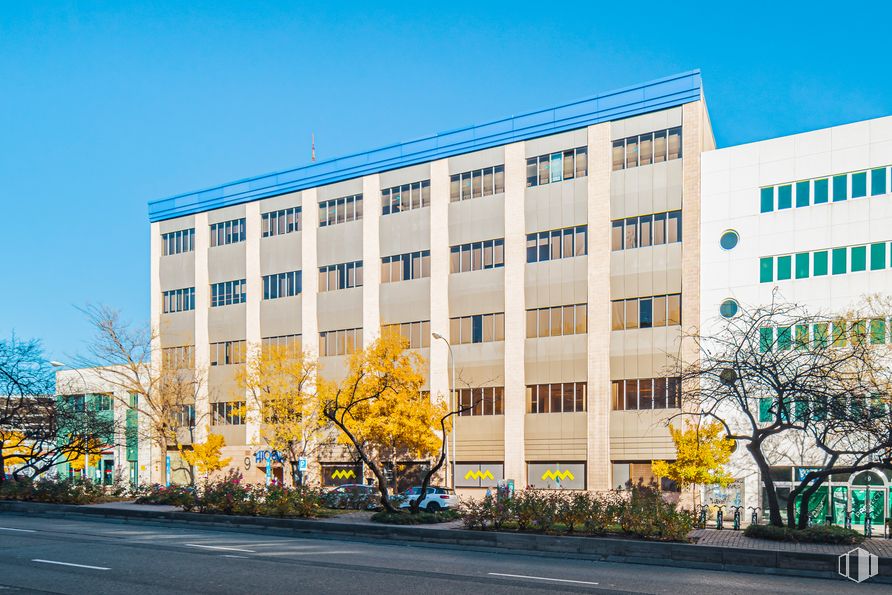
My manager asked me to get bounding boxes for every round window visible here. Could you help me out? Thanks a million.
[719,299,739,319]
[719,230,739,250]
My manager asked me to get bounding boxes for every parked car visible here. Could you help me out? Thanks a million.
[396,486,458,512]
[323,484,381,510]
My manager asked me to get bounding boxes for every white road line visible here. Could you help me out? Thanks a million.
[255,550,360,557]
[32,559,110,571]
[222,555,250,559]
[488,573,599,586]
[130,534,203,540]
[0,527,36,533]
[183,543,256,553]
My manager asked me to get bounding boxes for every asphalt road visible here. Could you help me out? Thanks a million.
[0,513,885,594]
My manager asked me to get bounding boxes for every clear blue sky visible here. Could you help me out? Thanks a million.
[2,2,890,361]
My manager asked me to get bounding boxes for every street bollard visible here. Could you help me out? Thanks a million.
[731,506,742,531]
[716,506,725,530]
[749,506,759,526]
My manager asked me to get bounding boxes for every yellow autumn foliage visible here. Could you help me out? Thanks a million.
[181,430,231,476]
[652,419,734,489]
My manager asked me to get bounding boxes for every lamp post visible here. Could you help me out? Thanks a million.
[49,361,91,480]
[432,333,456,490]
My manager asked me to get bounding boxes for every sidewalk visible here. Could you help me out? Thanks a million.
[692,528,892,557]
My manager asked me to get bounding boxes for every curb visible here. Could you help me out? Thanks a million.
[2,500,889,583]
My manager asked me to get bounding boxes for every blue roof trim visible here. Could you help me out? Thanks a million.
[149,70,701,222]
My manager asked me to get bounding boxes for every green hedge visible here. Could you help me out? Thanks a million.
[371,509,459,524]
[0,477,117,504]
[744,523,864,544]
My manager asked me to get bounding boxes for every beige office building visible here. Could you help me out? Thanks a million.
[148,71,714,490]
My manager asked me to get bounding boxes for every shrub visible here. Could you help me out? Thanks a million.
[371,509,458,525]
[134,484,196,508]
[0,476,115,504]
[744,523,864,545]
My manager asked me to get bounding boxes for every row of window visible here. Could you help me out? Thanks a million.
[611,294,682,330]
[261,334,302,353]
[450,239,505,273]
[161,228,195,256]
[457,387,504,416]
[610,210,682,251]
[263,271,302,300]
[758,319,892,352]
[211,279,247,307]
[162,288,195,313]
[211,401,246,425]
[760,166,890,213]
[161,345,195,369]
[166,336,304,369]
[449,312,505,344]
[319,328,363,357]
[526,304,587,338]
[611,377,681,410]
[527,382,587,413]
[319,194,363,227]
[449,165,505,201]
[381,321,432,349]
[262,207,302,237]
[319,261,363,292]
[756,395,888,423]
[382,180,431,215]
[210,218,246,247]
[760,242,892,283]
[210,340,247,366]
[526,225,588,263]
[612,127,682,171]
[526,147,588,187]
[175,404,196,428]
[381,251,430,283]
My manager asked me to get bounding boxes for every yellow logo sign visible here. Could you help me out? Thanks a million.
[464,469,494,480]
[541,469,575,482]
[331,469,356,480]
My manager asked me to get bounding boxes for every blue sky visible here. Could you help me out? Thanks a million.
[2,2,890,361]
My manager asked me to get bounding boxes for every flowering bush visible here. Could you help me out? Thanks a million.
[0,476,114,504]
[133,483,196,508]
[189,471,326,518]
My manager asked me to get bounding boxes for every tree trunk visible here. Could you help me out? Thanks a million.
[792,476,826,530]
[747,441,783,526]
[290,460,303,487]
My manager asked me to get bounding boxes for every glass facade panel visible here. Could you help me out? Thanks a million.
[794,252,809,279]
[850,245,867,272]
[871,168,887,196]
[777,185,792,209]
[871,242,886,270]
[795,181,810,207]
[852,171,867,198]
[776,255,791,280]
[814,178,829,204]
[833,174,847,201]
[760,187,774,213]
[832,248,847,275]
[813,251,828,276]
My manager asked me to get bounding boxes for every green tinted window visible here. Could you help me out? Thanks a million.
[870,242,886,270]
[852,172,867,198]
[813,323,829,347]
[759,327,774,352]
[795,181,810,207]
[759,397,773,422]
[777,185,792,209]
[851,245,867,272]
[777,326,792,350]
[832,321,847,347]
[832,248,847,275]
[760,257,774,283]
[793,399,807,422]
[833,174,847,201]
[870,319,886,344]
[813,251,828,276]
[795,324,809,349]
[795,252,809,279]
[871,168,887,196]
[760,187,774,213]
[814,178,829,204]
[777,255,792,280]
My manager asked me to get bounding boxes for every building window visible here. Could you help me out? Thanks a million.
[381,321,431,349]
[210,218,246,247]
[162,287,195,313]
[450,239,505,273]
[261,334,302,353]
[211,401,245,425]
[210,340,246,366]
[760,187,774,213]
[319,328,362,357]
[175,404,196,428]
[526,304,587,338]
[161,345,195,369]
[719,299,738,319]
[612,127,681,171]
[457,387,504,416]
[161,228,195,256]
[263,271,302,300]
[611,294,681,330]
[833,174,847,202]
[319,194,363,227]
[610,211,681,251]
[526,225,587,263]
[526,147,588,187]
[795,180,810,207]
[719,230,739,251]
[449,165,505,201]
[871,167,888,196]
[777,184,792,209]
[318,261,363,292]
[611,377,680,410]
[210,279,247,307]
[449,313,504,344]
[381,250,430,283]
[382,180,430,215]
[527,382,586,413]
[262,207,302,237]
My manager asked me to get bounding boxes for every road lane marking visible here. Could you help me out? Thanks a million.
[183,543,256,553]
[255,550,360,556]
[32,559,110,571]
[0,527,36,533]
[222,555,250,559]
[488,573,599,586]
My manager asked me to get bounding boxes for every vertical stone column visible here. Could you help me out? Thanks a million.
[586,122,612,491]
[244,202,262,447]
[193,212,210,446]
[681,102,703,387]
[362,174,381,347]
[503,141,526,485]
[429,159,450,407]
[148,222,162,484]
[301,190,319,357]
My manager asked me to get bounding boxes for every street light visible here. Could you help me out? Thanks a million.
[432,333,456,490]
[50,361,91,480]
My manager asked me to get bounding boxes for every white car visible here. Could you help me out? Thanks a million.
[397,486,458,512]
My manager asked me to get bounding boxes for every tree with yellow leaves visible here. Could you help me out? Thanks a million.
[652,419,734,507]
[320,335,449,513]
[181,429,231,480]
